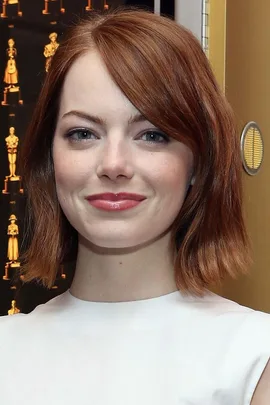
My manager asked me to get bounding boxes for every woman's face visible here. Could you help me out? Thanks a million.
[53,51,194,249]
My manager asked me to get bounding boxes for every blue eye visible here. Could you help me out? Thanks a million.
[65,129,97,141]
[140,131,169,144]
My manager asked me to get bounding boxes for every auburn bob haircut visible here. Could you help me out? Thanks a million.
[20,7,250,295]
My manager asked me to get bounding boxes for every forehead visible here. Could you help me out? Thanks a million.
[58,51,138,118]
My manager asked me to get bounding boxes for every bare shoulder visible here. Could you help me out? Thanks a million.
[251,360,270,405]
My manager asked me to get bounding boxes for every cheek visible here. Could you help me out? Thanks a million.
[152,153,193,197]
[53,147,90,192]
[52,148,92,221]
[155,156,193,226]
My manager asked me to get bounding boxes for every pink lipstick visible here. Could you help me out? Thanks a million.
[86,193,146,211]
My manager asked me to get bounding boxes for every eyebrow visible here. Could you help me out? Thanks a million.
[61,110,149,125]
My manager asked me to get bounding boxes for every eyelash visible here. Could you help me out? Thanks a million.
[64,128,170,144]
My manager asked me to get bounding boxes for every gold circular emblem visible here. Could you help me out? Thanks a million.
[241,122,264,175]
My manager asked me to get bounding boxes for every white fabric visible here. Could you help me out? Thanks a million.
[1,289,270,405]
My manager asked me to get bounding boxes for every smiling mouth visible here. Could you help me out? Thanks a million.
[86,192,146,211]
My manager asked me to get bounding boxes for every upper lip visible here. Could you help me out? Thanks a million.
[86,193,146,202]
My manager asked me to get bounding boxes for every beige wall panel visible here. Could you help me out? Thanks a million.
[221,0,270,312]
[208,0,226,91]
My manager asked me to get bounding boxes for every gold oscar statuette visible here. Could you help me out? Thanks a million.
[2,127,24,195]
[6,214,20,269]
[44,32,59,73]
[3,211,22,281]
[1,38,23,106]
[1,0,22,18]
[85,0,92,11]
[42,0,65,15]
[8,300,20,315]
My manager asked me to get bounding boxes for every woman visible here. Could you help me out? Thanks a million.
[1,7,270,405]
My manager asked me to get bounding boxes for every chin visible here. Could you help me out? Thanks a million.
[92,238,146,250]
[80,232,156,251]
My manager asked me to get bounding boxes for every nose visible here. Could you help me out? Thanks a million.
[96,136,134,181]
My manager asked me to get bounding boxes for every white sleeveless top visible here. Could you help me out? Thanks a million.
[0,289,270,405]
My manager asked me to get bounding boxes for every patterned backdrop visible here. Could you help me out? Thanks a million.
[0,0,174,316]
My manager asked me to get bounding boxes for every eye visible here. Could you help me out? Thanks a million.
[65,128,97,142]
[140,130,169,144]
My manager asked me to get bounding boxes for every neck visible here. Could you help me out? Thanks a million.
[70,232,178,302]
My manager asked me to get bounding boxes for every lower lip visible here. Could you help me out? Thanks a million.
[87,199,143,211]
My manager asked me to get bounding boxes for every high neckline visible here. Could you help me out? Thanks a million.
[56,288,187,327]
[36,288,219,327]
[40,288,187,328]
[66,288,183,306]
